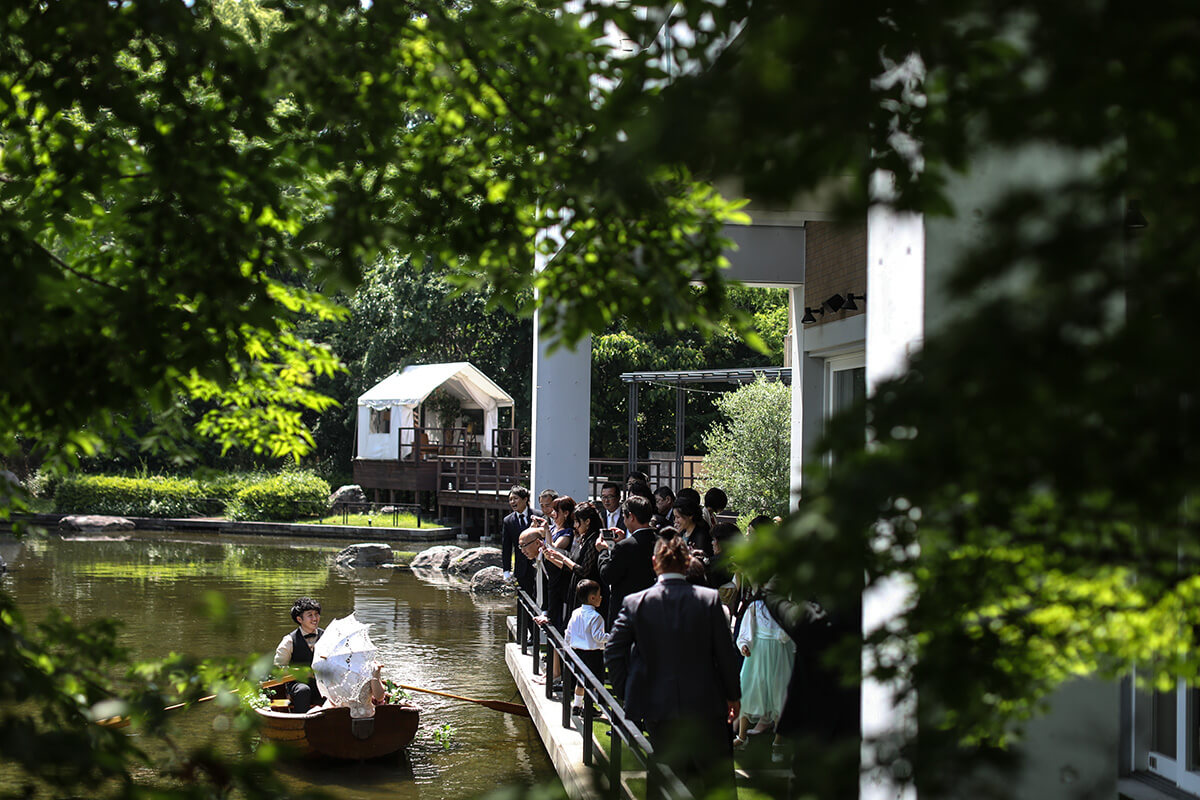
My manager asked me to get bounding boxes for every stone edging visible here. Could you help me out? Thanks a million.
[9,513,458,542]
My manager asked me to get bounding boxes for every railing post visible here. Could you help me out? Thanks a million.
[544,635,554,700]
[582,700,594,765]
[561,658,573,729]
[609,731,622,800]
[532,621,541,676]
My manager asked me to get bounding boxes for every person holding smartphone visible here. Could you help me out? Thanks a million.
[596,495,658,628]
[542,502,608,621]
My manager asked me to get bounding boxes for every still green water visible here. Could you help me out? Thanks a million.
[0,531,557,799]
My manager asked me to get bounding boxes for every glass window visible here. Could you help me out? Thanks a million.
[369,408,391,434]
[1154,686,1178,757]
[832,366,866,415]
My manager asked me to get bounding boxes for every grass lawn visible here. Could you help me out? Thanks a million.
[586,711,789,797]
[299,511,423,528]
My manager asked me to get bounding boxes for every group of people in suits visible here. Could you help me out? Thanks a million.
[500,476,861,799]
[500,478,744,796]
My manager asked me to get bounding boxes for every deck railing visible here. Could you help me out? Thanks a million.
[514,588,693,800]
[437,456,531,496]
[585,459,704,500]
[433,457,703,504]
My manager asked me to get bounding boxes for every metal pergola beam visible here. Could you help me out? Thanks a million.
[620,367,792,385]
[620,367,791,469]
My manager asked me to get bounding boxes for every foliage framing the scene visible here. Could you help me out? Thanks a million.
[5,0,1200,796]
[0,0,753,481]
[0,1,753,797]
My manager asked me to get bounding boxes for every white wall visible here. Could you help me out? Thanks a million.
[920,146,1119,799]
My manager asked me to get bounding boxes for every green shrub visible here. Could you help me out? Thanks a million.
[55,475,205,517]
[196,471,268,500]
[699,376,792,518]
[226,471,330,521]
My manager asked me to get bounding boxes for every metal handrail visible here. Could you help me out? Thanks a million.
[514,587,693,800]
[332,501,423,528]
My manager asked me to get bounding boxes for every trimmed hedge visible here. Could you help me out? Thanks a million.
[55,475,205,517]
[225,472,330,521]
[197,471,268,500]
[53,470,331,521]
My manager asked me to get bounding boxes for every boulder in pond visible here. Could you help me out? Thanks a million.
[329,484,368,509]
[59,515,135,532]
[409,545,463,570]
[447,546,503,576]
[334,543,394,568]
[470,566,510,596]
[0,470,19,505]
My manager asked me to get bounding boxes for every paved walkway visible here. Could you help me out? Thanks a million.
[505,617,795,800]
[506,638,602,800]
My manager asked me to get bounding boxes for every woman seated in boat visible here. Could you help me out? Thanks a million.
[314,663,388,719]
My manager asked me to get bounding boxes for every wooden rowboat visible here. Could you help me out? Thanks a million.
[255,703,420,760]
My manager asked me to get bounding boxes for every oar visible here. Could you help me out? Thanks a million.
[398,684,530,717]
[96,693,218,729]
[97,676,299,728]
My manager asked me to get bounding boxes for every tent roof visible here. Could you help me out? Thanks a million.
[358,362,514,410]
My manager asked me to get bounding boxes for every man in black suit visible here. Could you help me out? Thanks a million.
[596,495,657,628]
[272,596,325,713]
[605,535,742,798]
[501,486,539,597]
[599,481,626,532]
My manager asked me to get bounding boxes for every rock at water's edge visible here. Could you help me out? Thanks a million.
[0,554,6,574]
[409,545,464,570]
[334,543,394,568]
[329,484,368,509]
[447,546,503,576]
[470,566,510,595]
[59,515,135,532]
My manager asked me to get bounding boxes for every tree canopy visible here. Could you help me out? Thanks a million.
[0,0,753,478]
[591,287,787,459]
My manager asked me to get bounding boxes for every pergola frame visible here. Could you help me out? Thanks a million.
[620,367,792,478]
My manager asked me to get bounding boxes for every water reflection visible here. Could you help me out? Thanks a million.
[1,531,556,800]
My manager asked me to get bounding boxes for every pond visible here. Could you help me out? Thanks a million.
[0,530,557,799]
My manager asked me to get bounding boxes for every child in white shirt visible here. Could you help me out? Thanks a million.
[565,579,607,716]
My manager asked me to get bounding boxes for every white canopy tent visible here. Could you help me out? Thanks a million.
[355,362,514,460]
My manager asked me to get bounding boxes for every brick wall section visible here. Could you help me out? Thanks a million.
[804,221,867,325]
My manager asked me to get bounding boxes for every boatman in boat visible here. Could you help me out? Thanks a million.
[273,596,325,713]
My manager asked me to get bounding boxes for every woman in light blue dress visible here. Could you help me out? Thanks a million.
[733,589,796,749]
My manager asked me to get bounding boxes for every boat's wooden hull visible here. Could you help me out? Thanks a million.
[255,704,419,760]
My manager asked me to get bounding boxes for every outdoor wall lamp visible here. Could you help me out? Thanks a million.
[1125,199,1148,230]
[801,306,825,324]
[844,292,866,310]
[824,293,846,313]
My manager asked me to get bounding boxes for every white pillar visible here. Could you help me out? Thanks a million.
[788,286,806,510]
[529,227,592,503]
[861,199,924,800]
[530,325,592,503]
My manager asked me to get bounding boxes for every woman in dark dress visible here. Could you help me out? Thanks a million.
[544,495,576,631]
[542,501,607,622]
[672,494,713,559]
